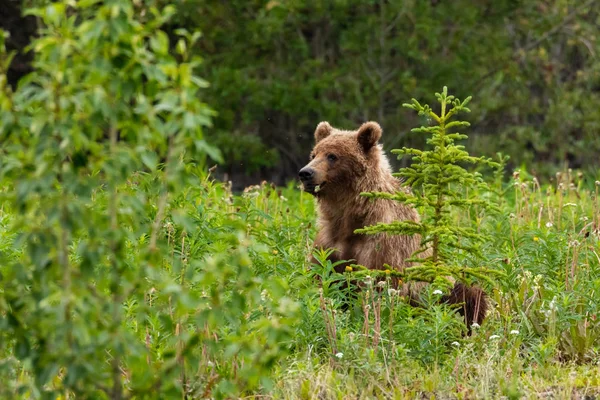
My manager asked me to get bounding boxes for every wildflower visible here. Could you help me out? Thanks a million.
[347,332,356,341]
[432,289,443,295]
[279,195,288,202]
[272,249,278,255]
[569,371,577,379]
[596,181,600,186]
[546,222,553,228]
[335,352,343,359]
[563,203,577,208]
[510,330,519,335]
[376,281,386,288]
[388,289,398,297]
[471,323,480,329]
[451,341,460,347]
[489,335,500,340]
[345,266,353,272]
[385,269,391,275]
[261,289,270,302]
[533,236,539,242]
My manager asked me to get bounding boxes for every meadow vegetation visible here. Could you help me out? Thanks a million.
[0,1,599,399]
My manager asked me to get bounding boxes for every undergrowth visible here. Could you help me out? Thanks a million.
[0,1,599,399]
[2,168,600,399]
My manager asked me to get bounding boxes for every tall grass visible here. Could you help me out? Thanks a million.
[2,166,597,398]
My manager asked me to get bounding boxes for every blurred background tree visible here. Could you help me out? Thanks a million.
[3,0,599,187]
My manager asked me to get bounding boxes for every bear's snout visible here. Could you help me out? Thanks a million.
[298,167,315,182]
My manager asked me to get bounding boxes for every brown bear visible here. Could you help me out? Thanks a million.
[299,121,487,328]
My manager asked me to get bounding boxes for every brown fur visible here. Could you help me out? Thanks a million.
[300,121,487,328]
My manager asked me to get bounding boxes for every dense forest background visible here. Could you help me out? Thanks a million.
[3,0,599,187]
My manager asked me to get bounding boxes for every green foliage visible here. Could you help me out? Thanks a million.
[1,3,600,398]
[357,88,501,286]
[162,0,600,181]
[0,1,297,398]
[5,1,600,181]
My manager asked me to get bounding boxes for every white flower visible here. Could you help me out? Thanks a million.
[260,289,270,302]
[510,330,519,335]
[432,289,443,295]
[563,203,577,208]
[489,335,501,340]
[335,352,343,359]
[546,222,553,228]
[471,323,480,329]
[451,341,460,347]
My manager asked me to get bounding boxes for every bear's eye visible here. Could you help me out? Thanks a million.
[327,154,338,162]
[309,153,315,161]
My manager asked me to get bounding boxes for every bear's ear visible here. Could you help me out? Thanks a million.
[315,121,332,143]
[357,121,382,152]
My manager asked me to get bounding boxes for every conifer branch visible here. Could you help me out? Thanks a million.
[357,87,501,288]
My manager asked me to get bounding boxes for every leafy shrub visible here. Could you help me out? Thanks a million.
[0,1,298,398]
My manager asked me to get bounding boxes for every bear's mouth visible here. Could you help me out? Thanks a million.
[302,182,326,196]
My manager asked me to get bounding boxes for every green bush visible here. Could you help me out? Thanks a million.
[0,1,298,398]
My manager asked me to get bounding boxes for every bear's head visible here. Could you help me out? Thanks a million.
[298,121,385,197]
